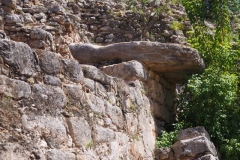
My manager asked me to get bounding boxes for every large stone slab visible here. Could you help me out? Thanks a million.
[69,41,205,83]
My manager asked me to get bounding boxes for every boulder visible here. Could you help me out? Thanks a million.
[171,127,219,160]
[69,41,205,83]
[0,39,36,77]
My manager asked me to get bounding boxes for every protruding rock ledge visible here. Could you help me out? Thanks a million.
[69,41,205,83]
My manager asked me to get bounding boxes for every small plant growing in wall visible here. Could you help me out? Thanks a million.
[86,140,94,149]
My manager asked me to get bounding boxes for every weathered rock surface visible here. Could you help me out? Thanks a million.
[69,41,205,83]
[0,39,36,76]
[156,127,219,160]
[0,75,31,100]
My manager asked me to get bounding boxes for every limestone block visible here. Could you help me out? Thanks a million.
[0,75,31,100]
[0,143,29,160]
[69,42,205,83]
[67,117,92,148]
[129,141,146,160]
[105,101,124,129]
[32,84,66,115]
[63,84,84,107]
[138,107,155,154]
[100,60,148,81]
[46,149,75,160]
[177,127,211,141]
[93,125,115,143]
[0,39,36,76]
[125,113,138,135]
[172,136,218,160]
[61,59,84,83]
[87,93,105,114]
[22,115,68,148]
[81,65,113,86]
[36,50,61,75]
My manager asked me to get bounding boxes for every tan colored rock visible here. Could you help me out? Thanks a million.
[69,41,205,83]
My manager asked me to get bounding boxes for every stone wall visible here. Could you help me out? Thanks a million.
[0,39,176,159]
[0,0,191,56]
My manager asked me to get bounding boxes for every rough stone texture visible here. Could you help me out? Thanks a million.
[177,126,211,141]
[69,41,205,83]
[31,84,67,115]
[0,39,36,77]
[36,50,61,75]
[100,60,148,81]
[172,136,217,159]
[21,115,68,148]
[61,59,84,83]
[46,149,75,160]
[168,127,219,160]
[156,128,219,160]
[0,75,31,100]
[44,75,61,86]
[155,148,171,160]
[67,117,92,148]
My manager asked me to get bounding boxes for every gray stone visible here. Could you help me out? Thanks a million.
[61,59,84,83]
[67,117,92,148]
[2,0,16,9]
[31,84,66,115]
[93,125,115,143]
[5,14,22,24]
[46,149,75,160]
[177,127,211,141]
[100,60,148,81]
[81,65,113,85]
[22,115,68,148]
[63,84,84,107]
[0,39,36,76]
[70,42,205,83]
[0,75,31,100]
[36,51,61,75]
[105,101,124,129]
[0,143,29,160]
[87,93,105,114]
[172,136,218,159]
[44,75,61,86]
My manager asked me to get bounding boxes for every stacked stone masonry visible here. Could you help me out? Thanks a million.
[0,0,191,56]
[0,39,176,159]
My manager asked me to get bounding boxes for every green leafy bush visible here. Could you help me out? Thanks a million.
[177,0,240,159]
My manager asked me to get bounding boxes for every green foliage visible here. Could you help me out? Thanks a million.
[178,0,240,159]
[170,21,184,30]
[156,130,177,148]
[156,123,183,148]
